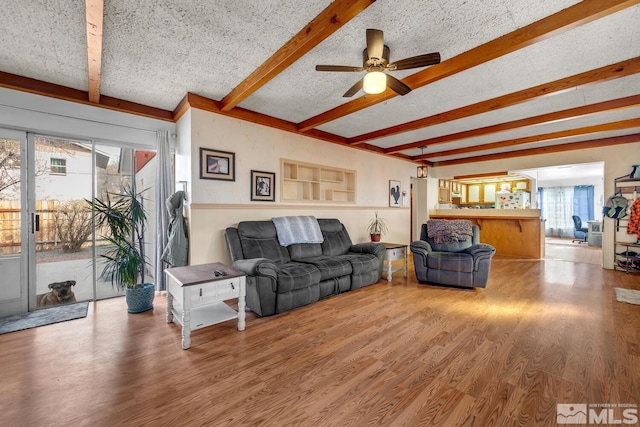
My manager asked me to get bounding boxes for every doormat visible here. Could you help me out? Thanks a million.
[0,302,89,335]
[615,288,640,306]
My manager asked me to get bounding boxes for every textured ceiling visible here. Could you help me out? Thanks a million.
[0,0,639,167]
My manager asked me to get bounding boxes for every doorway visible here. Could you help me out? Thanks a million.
[516,162,604,266]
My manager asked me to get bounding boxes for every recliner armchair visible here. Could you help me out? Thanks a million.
[410,222,496,288]
[572,215,588,244]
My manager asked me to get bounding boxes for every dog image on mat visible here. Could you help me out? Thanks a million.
[37,280,77,308]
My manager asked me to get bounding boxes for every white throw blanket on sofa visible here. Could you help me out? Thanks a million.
[272,216,324,247]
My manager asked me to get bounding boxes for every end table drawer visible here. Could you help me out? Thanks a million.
[190,278,241,306]
[387,247,405,260]
[216,279,242,300]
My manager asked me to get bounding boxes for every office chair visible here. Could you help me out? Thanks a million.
[572,215,588,244]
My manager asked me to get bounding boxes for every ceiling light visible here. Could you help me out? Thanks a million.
[363,72,386,94]
[417,146,428,178]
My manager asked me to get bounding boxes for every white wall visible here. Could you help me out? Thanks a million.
[175,109,192,189]
[183,108,416,265]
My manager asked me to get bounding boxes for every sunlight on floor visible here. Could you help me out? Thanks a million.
[544,237,602,266]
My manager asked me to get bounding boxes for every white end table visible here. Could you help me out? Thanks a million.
[381,242,408,282]
[165,262,246,349]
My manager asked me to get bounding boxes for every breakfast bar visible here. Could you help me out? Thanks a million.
[429,209,545,259]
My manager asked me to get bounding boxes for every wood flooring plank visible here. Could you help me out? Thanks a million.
[3,243,640,426]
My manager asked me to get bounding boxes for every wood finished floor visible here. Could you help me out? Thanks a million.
[1,250,639,427]
[544,237,603,265]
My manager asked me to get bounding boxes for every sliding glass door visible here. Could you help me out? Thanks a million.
[0,131,157,316]
[32,135,98,305]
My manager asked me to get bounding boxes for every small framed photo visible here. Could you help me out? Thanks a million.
[200,148,235,181]
[389,180,401,207]
[251,170,276,202]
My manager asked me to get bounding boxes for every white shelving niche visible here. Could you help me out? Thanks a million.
[281,159,356,203]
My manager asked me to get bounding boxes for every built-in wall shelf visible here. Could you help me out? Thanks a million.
[281,159,356,203]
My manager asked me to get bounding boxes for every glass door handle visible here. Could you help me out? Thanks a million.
[31,213,40,233]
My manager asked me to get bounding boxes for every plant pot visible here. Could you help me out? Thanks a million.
[125,283,155,314]
[371,234,381,242]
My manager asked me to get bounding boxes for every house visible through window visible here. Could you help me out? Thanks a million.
[50,158,66,175]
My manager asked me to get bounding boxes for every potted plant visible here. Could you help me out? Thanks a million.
[367,211,388,242]
[87,185,155,313]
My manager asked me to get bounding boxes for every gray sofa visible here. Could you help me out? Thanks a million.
[410,222,495,288]
[225,218,385,316]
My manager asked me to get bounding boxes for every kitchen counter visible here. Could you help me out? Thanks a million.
[429,209,544,259]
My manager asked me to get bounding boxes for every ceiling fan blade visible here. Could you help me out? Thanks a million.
[389,52,441,71]
[386,74,411,96]
[366,28,384,60]
[316,65,364,72]
[343,78,364,97]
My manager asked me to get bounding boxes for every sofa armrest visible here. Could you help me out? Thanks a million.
[232,258,278,280]
[347,242,385,280]
[463,244,496,272]
[349,242,385,258]
[410,240,432,254]
[463,244,496,258]
[410,240,432,267]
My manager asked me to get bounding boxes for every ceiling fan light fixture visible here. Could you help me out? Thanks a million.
[363,72,386,94]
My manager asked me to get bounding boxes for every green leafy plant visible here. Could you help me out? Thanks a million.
[367,211,388,239]
[86,185,149,290]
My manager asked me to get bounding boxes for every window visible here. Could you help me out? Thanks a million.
[50,158,66,175]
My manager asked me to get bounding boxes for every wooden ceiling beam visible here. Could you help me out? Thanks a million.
[187,93,300,133]
[365,56,640,150]
[421,118,640,160]
[297,0,640,133]
[454,171,509,180]
[389,94,640,154]
[433,133,640,166]
[0,71,174,121]
[219,0,376,112]
[85,0,104,104]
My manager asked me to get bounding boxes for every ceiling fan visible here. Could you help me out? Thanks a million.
[315,28,441,97]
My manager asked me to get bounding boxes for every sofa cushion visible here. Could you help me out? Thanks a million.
[338,253,380,275]
[427,252,474,273]
[276,262,321,293]
[288,243,322,260]
[296,256,352,281]
[322,230,351,256]
[238,221,291,263]
[318,219,353,256]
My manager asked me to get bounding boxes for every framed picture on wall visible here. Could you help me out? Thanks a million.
[251,170,276,202]
[389,180,401,207]
[200,147,235,181]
